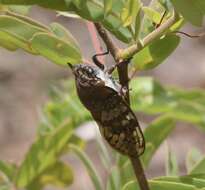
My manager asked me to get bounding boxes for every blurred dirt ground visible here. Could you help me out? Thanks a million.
[0,5,205,190]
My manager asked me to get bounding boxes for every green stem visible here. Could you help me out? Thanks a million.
[118,10,179,59]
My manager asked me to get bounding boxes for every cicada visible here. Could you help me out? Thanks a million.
[68,52,145,157]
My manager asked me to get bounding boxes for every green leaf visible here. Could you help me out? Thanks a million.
[0,161,16,180]
[134,8,141,41]
[0,0,68,11]
[0,15,47,40]
[64,0,72,7]
[0,15,47,53]
[171,0,205,26]
[1,0,133,43]
[50,22,81,52]
[86,1,104,21]
[120,0,141,27]
[0,183,11,190]
[122,180,197,190]
[27,161,73,190]
[96,134,112,170]
[119,159,135,187]
[165,145,179,176]
[8,5,31,15]
[5,11,49,30]
[186,148,202,173]
[72,0,104,21]
[155,176,205,189]
[38,81,91,132]
[130,77,205,129]
[132,34,180,70]
[31,33,82,65]
[159,0,173,11]
[0,30,19,50]
[104,0,113,17]
[190,156,205,175]
[106,166,120,190]
[102,16,132,43]
[139,14,155,38]
[169,17,185,32]
[15,123,73,188]
[101,0,133,43]
[140,115,176,167]
[69,144,103,190]
[130,77,170,113]
[142,7,162,24]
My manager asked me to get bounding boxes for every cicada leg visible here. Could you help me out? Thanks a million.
[92,50,109,70]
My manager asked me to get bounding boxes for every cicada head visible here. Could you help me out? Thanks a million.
[68,63,105,88]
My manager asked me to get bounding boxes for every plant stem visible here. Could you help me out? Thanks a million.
[117,60,149,190]
[94,22,120,61]
[130,156,150,190]
[119,9,179,59]
[94,22,150,190]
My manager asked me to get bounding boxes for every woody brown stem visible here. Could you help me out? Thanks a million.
[94,22,120,62]
[117,61,130,103]
[94,22,150,190]
[130,156,150,190]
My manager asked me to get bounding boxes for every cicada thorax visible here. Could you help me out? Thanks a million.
[70,63,145,157]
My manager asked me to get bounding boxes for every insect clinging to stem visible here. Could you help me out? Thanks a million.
[68,51,145,157]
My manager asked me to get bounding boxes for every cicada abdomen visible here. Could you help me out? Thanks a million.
[68,53,145,157]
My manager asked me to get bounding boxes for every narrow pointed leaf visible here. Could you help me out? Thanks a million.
[140,115,176,167]
[122,180,197,190]
[106,166,120,190]
[190,156,205,175]
[0,161,16,180]
[165,145,179,176]
[134,9,141,40]
[142,7,162,24]
[104,0,113,17]
[0,0,67,11]
[15,123,73,188]
[69,144,103,190]
[186,148,202,173]
[120,0,141,27]
[27,161,73,190]
[155,175,205,189]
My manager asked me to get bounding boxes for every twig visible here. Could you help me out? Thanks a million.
[94,23,150,190]
[94,22,120,61]
[117,60,130,103]
[130,156,150,190]
[173,31,205,38]
[143,9,178,46]
[155,10,167,29]
[119,9,179,59]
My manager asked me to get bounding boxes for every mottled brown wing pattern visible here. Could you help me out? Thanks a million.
[70,63,145,157]
[97,93,145,157]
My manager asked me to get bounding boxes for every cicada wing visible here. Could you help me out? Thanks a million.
[97,92,145,157]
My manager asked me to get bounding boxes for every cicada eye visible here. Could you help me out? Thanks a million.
[88,68,93,74]
[84,66,93,74]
